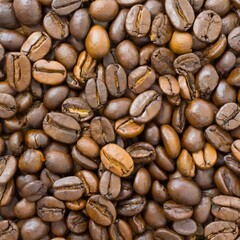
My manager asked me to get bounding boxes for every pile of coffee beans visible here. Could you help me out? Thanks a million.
[0,0,240,239]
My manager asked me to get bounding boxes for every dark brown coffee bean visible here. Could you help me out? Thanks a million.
[33,60,66,85]
[86,195,117,226]
[173,219,197,236]
[85,78,108,110]
[0,93,17,119]
[167,177,201,206]
[116,0,145,7]
[15,91,33,113]
[127,142,156,164]
[100,143,134,177]
[130,90,162,123]
[216,102,240,130]
[21,180,47,202]
[89,220,108,240]
[133,167,151,195]
[13,0,42,26]
[52,0,82,16]
[66,211,88,234]
[214,166,240,197]
[51,220,68,237]
[21,217,49,240]
[90,0,119,22]
[40,168,60,191]
[126,5,151,38]
[204,221,238,240]
[193,10,222,43]
[43,112,81,144]
[228,27,240,54]
[128,66,156,94]
[0,220,19,240]
[108,219,133,240]
[104,98,132,120]
[0,155,17,185]
[43,11,69,40]
[45,150,73,175]
[0,179,15,207]
[128,213,146,234]
[109,9,129,44]
[115,40,139,70]
[37,196,65,222]
[117,194,146,217]
[151,47,176,76]
[14,198,36,219]
[165,0,195,31]
[154,228,183,240]
[6,52,31,92]
[224,154,240,176]
[99,171,121,200]
[25,129,50,149]
[61,97,94,122]
[21,31,52,62]
[105,64,127,97]
[77,136,100,159]
[193,196,211,224]
[70,9,91,41]
[53,176,84,201]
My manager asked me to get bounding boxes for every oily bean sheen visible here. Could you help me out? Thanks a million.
[43,112,81,144]
[1,0,240,238]
[100,143,134,177]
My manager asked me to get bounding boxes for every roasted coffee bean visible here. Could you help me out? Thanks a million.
[100,143,134,177]
[173,219,197,236]
[21,31,52,62]
[0,220,19,240]
[117,194,146,216]
[108,219,133,240]
[204,125,233,152]
[61,97,94,122]
[6,52,31,92]
[128,213,146,234]
[0,179,14,207]
[43,11,69,40]
[37,196,65,222]
[154,228,183,240]
[86,195,116,226]
[167,177,201,206]
[105,64,127,97]
[0,93,17,119]
[51,0,82,16]
[33,60,66,85]
[165,0,195,31]
[90,117,115,146]
[227,67,240,87]
[0,156,17,185]
[128,66,156,94]
[43,112,81,144]
[85,78,108,110]
[53,176,84,201]
[224,154,240,176]
[228,27,240,54]
[204,221,239,240]
[89,220,108,240]
[216,102,240,130]
[193,10,222,43]
[133,167,151,195]
[127,142,155,164]
[125,5,151,38]
[99,171,121,200]
[25,129,50,149]
[66,211,88,234]
[130,90,162,123]
[151,47,176,76]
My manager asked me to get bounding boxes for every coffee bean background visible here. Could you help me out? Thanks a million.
[0,0,240,239]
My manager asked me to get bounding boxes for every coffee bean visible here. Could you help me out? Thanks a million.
[154,228,183,240]
[61,97,94,122]
[33,60,66,85]
[6,52,31,92]
[193,10,222,43]
[43,112,81,144]
[126,5,151,38]
[108,219,133,240]
[117,194,146,216]
[99,171,121,200]
[86,195,117,226]
[51,0,82,16]
[228,27,240,54]
[133,167,151,195]
[173,219,197,236]
[100,143,134,177]
[204,221,239,240]
[0,220,19,240]
[165,0,195,31]
[53,176,84,201]
[37,196,65,222]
